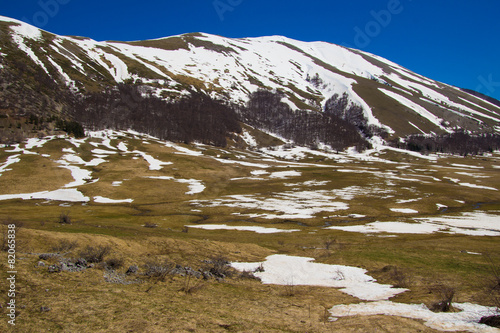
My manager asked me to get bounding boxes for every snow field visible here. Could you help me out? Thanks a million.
[186,224,300,234]
[231,255,407,301]
[329,301,498,333]
[327,211,500,236]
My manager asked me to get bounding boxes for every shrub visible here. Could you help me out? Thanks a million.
[104,257,124,270]
[126,265,139,275]
[78,245,111,263]
[430,285,456,312]
[50,239,78,253]
[143,260,174,281]
[202,255,233,279]
[179,274,205,294]
[58,212,71,224]
[239,270,261,281]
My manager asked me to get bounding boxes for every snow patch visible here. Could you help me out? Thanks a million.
[93,196,133,204]
[329,300,498,333]
[231,255,407,301]
[186,224,300,234]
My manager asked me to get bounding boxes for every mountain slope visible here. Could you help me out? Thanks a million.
[1,15,500,145]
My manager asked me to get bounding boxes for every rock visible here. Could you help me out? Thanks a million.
[48,264,61,273]
[479,315,500,328]
[37,261,46,267]
[40,306,50,312]
[125,265,138,275]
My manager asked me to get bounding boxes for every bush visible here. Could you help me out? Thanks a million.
[58,212,71,224]
[179,274,205,294]
[430,285,456,312]
[50,239,78,253]
[126,265,139,275]
[104,257,124,270]
[143,260,174,281]
[479,316,500,328]
[239,270,261,281]
[78,245,111,263]
[202,255,233,279]
[143,222,158,228]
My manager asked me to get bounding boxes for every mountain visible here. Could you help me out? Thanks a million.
[1,15,500,150]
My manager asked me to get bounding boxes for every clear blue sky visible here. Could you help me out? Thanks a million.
[1,0,499,100]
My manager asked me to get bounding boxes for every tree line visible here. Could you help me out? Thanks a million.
[70,85,377,150]
[241,89,372,151]
[72,84,241,147]
[391,130,500,156]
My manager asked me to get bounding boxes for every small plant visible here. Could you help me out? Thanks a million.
[104,257,124,270]
[430,284,456,312]
[254,264,265,273]
[143,259,174,281]
[239,270,261,281]
[333,268,345,281]
[58,212,72,224]
[390,267,412,288]
[479,255,500,328]
[126,265,139,275]
[179,273,205,294]
[320,305,331,323]
[324,238,336,250]
[202,255,233,279]
[283,280,296,297]
[78,245,111,263]
[50,239,78,253]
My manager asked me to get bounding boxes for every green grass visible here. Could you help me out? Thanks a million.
[1,134,499,331]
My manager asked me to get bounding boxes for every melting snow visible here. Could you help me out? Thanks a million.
[145,176,205,195]
[327,211,500,236]
[390,208,419,214]
[0,154,21,176]
[329,301,498,333]
[192,190,349,219]
[0,189,89,202]
[268,170,301,179]
[93,196,133,204]
[231,255,407,301]
[186,224,300,234]
[459,183,497,191]
[133,150,172,170]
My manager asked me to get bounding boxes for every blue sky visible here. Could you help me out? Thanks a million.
[1,0,499,100]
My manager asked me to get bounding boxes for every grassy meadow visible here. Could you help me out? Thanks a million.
[0,132,499,332]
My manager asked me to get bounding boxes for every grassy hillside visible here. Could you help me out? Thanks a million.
[0,131,499,331]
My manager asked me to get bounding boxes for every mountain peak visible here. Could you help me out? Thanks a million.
[0,15,499,147]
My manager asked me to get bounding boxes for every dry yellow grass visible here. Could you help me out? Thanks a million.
[0,135,499,332]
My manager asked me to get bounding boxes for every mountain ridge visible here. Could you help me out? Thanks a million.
[1,15,499,150]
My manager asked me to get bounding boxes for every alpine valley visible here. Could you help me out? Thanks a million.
[0,15,500,332]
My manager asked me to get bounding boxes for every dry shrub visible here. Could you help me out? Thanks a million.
[58,212,72,224]
[143,259,174,281]
[430,284,456,312]
[50,239,78,253]
[78,245,111,263]
[104,257,125,270]
[202,255,234,279]
[179,274,205,294]
[239,270,261,281]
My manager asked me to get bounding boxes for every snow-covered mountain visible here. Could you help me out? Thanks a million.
[1,15,500,145]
